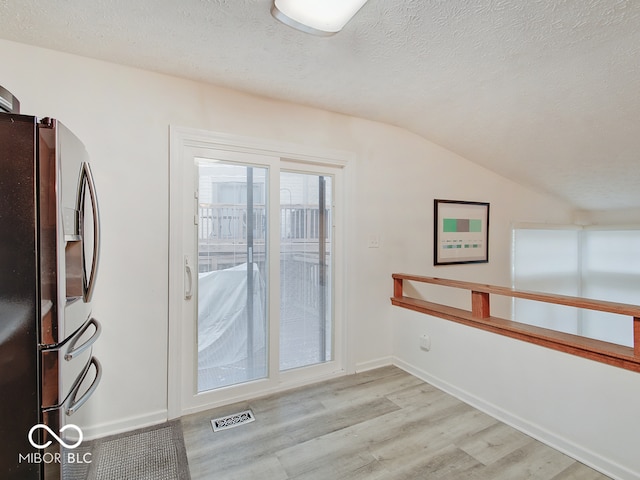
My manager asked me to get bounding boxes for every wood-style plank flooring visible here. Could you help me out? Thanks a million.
[181,366,610,480]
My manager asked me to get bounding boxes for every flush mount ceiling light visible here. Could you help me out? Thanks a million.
[271,0,369,36]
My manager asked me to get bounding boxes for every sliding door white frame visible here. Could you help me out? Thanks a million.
[168,126,355,418]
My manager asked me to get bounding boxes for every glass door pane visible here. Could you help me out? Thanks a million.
[196,160,268,392]
[280,172,332,370]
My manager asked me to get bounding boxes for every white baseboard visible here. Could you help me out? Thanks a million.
[355,356,393,373]
[392,357,638,480]
[81,409,168,441]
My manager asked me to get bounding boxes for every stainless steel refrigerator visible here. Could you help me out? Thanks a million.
[0,86,102,480]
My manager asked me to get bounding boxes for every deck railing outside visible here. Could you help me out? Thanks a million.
[197,204,331,308]
[391,273,640,373]
[198,203,331,243]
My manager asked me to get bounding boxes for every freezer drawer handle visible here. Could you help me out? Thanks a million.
[65,318,102,361]
[78,162,100,302]
[66,357,102,416]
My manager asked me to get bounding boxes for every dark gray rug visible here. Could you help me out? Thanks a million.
[64,420,191,480]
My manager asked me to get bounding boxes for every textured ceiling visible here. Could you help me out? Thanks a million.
[1,0,639,211]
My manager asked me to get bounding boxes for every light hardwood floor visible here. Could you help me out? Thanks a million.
[181,366,610,480]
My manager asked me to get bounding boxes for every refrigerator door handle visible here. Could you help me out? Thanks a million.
[65,357,102,416]
[64,318,102,361]
[78,162,100,302]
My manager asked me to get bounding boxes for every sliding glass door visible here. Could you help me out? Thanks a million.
[279,172,333,371]
[185,153,340,406]
[169,129,350,417]
[196,161,268,392]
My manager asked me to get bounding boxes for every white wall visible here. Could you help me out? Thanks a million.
[3,38,637,479]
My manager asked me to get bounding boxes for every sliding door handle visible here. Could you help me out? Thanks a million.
[185,256,193,300]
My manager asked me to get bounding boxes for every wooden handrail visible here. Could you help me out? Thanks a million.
[391,273,640,373]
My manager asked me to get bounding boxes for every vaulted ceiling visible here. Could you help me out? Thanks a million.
[1,0,639,211]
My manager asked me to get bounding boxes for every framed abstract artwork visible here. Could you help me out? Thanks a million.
[434,199,489,265]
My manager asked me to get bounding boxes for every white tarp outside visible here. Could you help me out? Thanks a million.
[197,263,266,371]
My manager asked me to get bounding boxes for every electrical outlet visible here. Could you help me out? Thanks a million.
[420,334,431,351]
[367,234,380,248]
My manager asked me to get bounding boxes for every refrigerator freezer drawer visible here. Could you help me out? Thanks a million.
[65,293,92,341]
[41,353,102,417]
[40,356,102,455]
[40,295,90,347]
[41,317,101,411]
[64,356,102,416]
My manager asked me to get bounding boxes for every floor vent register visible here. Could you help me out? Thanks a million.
[211,409,256,432]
